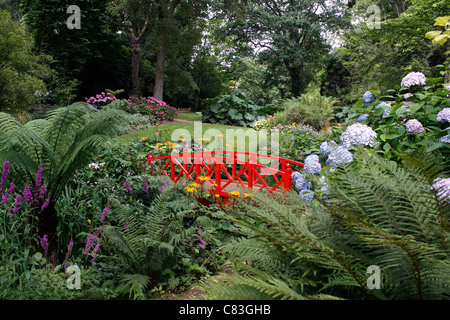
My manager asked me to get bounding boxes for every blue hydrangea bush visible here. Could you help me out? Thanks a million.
[292,64,450,203]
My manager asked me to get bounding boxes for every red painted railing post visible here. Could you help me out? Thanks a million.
[247,161,253,189]
[283,163,293,191]
[215,160,222,192]
[195,153,201,183]
[182,148,189,178]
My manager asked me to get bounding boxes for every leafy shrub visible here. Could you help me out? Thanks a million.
[126,96,178,123]
[202,150,450,300]
[203,91,261,127]
[85,91,120,108]
[276,123,332,162]
[0,10,52,112]
[275,90,337,130]
[86,93,178,124]
[340,64,450,167]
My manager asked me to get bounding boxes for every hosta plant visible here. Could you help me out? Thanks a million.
[203,91,261,127]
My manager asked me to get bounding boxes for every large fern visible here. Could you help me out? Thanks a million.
[0,102,144,262]
[202,149,450,300]
[103,185,197,299]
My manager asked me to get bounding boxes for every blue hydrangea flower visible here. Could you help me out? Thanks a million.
[363,91,376,104]
[299,190,314,202]
[326,146,353,167]
[295,178,312,192]
[439,134,450,144]
[320,141,337,156]
[304,160,321,175]
[374,102,391,117]
[437,108,450,123]
[304,154,319,164]
[358,113,369,122]
[340,123,377,149]
[431,177,450,204]
[318,176,328,191]
[401,72,427,88]
[405,119,424,134]
[291,171,305,183]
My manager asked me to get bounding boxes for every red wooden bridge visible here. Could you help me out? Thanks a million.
[147,149,304,201]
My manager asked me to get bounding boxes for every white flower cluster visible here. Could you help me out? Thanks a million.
[437,108,450,123]
[88,163,106,169]
[340,123,377,149]
[405,119,424,134]
[400,72,427,88]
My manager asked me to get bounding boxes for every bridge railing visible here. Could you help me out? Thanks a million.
[147,149,304,197]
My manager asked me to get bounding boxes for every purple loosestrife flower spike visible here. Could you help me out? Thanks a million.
[84,233,99,256]
[124,180,133,194]
[197,234,207,249]
[13,195,21,213]
[38,234,49,257]
[160,178,167,194]
[0,160,10,196]
[38,184,47,200]
[23,185,33,204]
[143,178,149,194]
[100,206,110,223]
[1,194,9,204]
[7,182,14,194]
[41,198,50,211]
[67,238,74,256]
[35,165,44,191]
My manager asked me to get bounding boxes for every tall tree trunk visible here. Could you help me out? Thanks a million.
[154,31,167,101]
[129,35,141,95]
[152,0,181,101]
[124,5,152,95]
[286,63,304,97]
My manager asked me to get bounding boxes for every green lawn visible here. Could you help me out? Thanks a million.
[115,118,273,154]
[175,111,203,122]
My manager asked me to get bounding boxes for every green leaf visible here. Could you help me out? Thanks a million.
[434,16,450,27]
[432,34,449,46]
[425,31,442,39]
[397,126,406,136]
[353,99,363,109]
[228,108,243,120]
[409,102,424,113]
[426,142,445,152]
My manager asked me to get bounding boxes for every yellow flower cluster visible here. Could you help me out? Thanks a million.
[228,191,253,198]
[185,182,200,193]
[199,176,210,181]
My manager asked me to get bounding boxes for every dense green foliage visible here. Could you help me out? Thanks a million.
[202,150,450,300]
[1,0,450,302]
[202,91,261,127]
[0,10,52,112]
